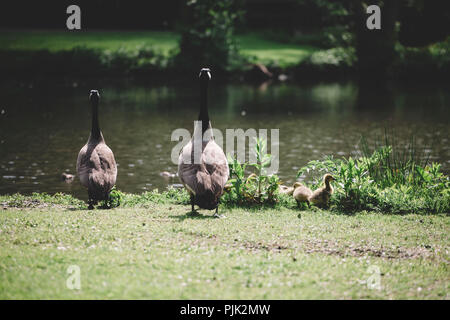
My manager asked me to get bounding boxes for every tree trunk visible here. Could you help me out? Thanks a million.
[352,0,400,80]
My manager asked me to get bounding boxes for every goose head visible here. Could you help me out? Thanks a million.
[89,90,100,104]
[199,68,212,82]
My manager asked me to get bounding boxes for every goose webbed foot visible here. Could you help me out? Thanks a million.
[189,197,198,215]
[213,207,226,218]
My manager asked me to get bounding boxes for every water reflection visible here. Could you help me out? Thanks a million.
[0,80,448,199]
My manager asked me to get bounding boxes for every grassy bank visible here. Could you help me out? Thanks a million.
[0,193,449,299]
[1,30,447,79]
[0,30,317,74]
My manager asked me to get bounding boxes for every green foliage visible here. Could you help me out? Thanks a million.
[100,45,175,74]
[359,131,444,189]
[0,192,86,209]
[120,187,190,208]
[297,142,450,214]
[294,0,350,27]
[106,186,124,208]
[0,46,174,77]
[2,135,447,215]
[391,37,450,79]
[224,138,281,206]
[176,0,245,73]
[297,47,356,75]
[258,25,353,49]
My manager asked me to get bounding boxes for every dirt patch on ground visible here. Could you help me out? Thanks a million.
[293,239,435,260]
[184,230,437,260]
[237,240,289,252]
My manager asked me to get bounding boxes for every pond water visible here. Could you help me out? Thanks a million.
[0,79,449,200]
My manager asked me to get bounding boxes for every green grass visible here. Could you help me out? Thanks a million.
[237,33,317,67]
[0,194,448,299]
[0,30,317,67]
[0,30,179,55]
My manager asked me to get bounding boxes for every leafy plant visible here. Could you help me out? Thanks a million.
[224,138,281,206]
[297,139,450,214]
[106,186,124,208]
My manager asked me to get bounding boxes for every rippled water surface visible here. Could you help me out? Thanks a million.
[0,80,449,199]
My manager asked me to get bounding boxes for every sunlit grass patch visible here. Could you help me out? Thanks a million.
[0,30,318,68]
[237,33,318,67]
[0,204,448,299]
[0,30,180,55]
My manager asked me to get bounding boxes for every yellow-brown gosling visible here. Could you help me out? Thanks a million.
[292,182,313,207]
[308,174,335,208]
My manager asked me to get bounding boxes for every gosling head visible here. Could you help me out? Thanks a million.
[323,174,335,184]
[293,182,304,189]
[199,68,212,81]
[89,90,100,104]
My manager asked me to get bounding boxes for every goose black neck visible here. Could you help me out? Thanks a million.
[325,180,331,191]
[198,79,210,134]
[90,100,102,140]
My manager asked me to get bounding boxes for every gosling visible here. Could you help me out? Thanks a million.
[279,184,295,195]
[309,174,335,208]
[292,182,313,207]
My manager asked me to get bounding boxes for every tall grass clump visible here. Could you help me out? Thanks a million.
[359,131,435,188]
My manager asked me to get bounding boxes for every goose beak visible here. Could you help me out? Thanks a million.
[199,68,212,80]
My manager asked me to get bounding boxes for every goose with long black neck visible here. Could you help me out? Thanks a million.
[178,68,229,217]
[77,90,117,209]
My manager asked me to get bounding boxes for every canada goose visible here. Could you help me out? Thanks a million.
[309,174,335,208]
[279,184,294,195]
[292,182,313,207]
[178,68,229,217]
[76,90,117,209]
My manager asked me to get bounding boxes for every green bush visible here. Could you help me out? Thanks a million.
[223,138,282,206]
[297,146,450,214]
[0,192,86,209]
[391,37,450,79]
[290,27,354,49]
[106,186,124,208]
[0,45,174,77]
[294,47,356,77]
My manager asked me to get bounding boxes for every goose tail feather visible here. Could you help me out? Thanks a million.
[194,190,219,210]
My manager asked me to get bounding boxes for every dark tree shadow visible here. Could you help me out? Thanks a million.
[64,203,111,212]
[169,211,217,221]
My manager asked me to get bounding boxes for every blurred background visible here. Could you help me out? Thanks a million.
[0,0,449,199]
